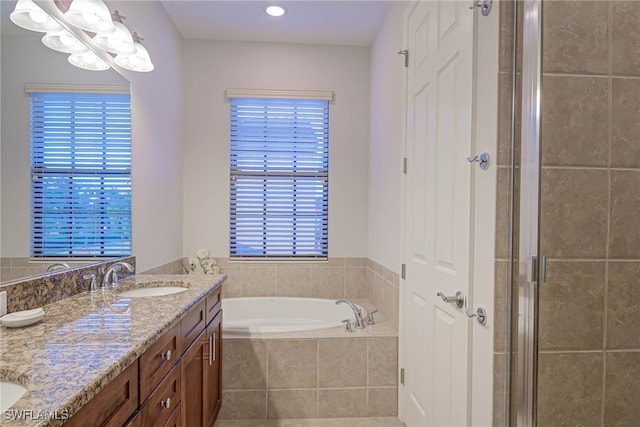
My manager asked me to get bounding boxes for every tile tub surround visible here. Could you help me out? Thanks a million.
[215,257,400,331]
[0,256,136,313]
[219,319,398,421]
[0,273,225,427]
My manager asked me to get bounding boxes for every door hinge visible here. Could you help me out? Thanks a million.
[401,263,406,279]
[398,49,409,67]
[403,157,407,174]
[400,368,405,385]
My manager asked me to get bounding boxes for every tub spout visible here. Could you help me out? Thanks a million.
[336,298,366,329]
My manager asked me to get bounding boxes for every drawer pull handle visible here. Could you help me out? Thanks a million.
[161,397,171,409]
[161,350,172,361]
[213,332,216,362]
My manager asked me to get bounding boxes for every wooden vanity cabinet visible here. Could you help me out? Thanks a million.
[181,295,222,427]
[65,362,139,427]
[205,311,222,427]
[62,287,222,427]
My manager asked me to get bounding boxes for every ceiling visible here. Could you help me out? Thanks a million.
[1,1,392,47]
[159,1,392,47]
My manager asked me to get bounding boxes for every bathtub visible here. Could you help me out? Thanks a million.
[221,297,366,337]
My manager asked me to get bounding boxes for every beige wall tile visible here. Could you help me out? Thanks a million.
[368,337,398,386]
[499,0,514,74]
[346,257,367,267]
[319,338,367,387]
[604,351,640,425]
[494,261,510,353]
[367,387,398,417]
[345,266,369,299]
[219,390,267,419]
[611,78,640,168]
[495,167,513,260]
[607,261,640,349]
[267,389,318,419]
[609,170,640,259]
[497,73,515,167]
[310,266,344,299]
[537,352,603,426]
[543,0,609,75]
[243,265,277,297]
[540,168,608,258]
[541,75,609,167]
[538,261,605,351]
[276,266,311,297]
[612,1,640,76]
[267,340,318,389]
[318,388,367,418]
[222,340,268,390]
[492,353,508,427]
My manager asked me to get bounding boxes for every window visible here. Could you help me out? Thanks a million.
[29,91,132,257]
[229,96,329,260]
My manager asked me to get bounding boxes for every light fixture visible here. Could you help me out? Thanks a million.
[114,33,154,72]
[10,0,63,33]
[43,28,90,54]
[64,0,116,34]
[92,11,136,55]
[10,0,153,73]
[68,50,110,71]
[264,4,287,17]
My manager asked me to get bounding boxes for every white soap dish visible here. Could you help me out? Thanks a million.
[0,308,44,328]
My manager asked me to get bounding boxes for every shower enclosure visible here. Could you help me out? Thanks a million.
[501,0,640,425]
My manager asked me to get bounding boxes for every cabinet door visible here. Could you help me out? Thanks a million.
[181,327,207,427]
[205,310,222,427]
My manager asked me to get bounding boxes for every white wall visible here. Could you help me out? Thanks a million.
[0,0,183,272]
[181,40,370,258]
[367,2,408,273]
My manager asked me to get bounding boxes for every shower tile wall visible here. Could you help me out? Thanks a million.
[538,1,640,425]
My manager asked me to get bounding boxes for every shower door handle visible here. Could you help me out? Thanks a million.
[436,291,465,309]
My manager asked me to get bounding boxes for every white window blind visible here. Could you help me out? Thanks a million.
[29,92,132,257]
[229,97,329,260]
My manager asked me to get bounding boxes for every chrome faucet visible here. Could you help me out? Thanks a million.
[101,261,134,288]
[47,262,70,272]
[336,298,366,329]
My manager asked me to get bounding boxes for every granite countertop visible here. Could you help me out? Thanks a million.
[0,274,225,427]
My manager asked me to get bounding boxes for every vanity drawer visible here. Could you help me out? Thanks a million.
[205,289,221,325]
[180,299,206,350]
[162,401,182,427]
[65,362,138,427]
[141,364,181,427]
[139,323,180,402]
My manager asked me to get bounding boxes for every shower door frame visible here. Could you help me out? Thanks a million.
[514,0,542,426]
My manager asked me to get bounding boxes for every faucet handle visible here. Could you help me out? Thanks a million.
[367,310,378,325]
[342,319,353,333]
[83,273,97,291]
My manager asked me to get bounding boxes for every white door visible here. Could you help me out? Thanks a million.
[401,1,474,426]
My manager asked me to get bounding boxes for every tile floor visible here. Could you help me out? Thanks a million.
[214,417,405,427]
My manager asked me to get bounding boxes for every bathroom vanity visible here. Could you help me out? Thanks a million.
[0,274,224,427]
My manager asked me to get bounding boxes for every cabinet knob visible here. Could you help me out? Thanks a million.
[161,350,172,361]
[161,397,171,409]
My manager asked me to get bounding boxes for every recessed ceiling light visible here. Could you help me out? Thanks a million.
[265,4,287,17]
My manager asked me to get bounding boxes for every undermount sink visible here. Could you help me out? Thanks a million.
[0,381,27,412]
[118,287,187,298]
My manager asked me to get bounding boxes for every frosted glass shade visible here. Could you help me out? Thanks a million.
[64,0,116,34]
[93,21,136,55]
[10,0,63,33]
[114,42,154,72]
[43,29,90,54]
[68,50,110,71]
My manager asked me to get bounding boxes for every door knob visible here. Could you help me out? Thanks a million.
[436,291,465,309]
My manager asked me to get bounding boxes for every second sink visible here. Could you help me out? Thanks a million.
[118,287,187,298]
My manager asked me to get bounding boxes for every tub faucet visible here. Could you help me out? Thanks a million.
[101,261,134,288]
[336,298,366,329]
